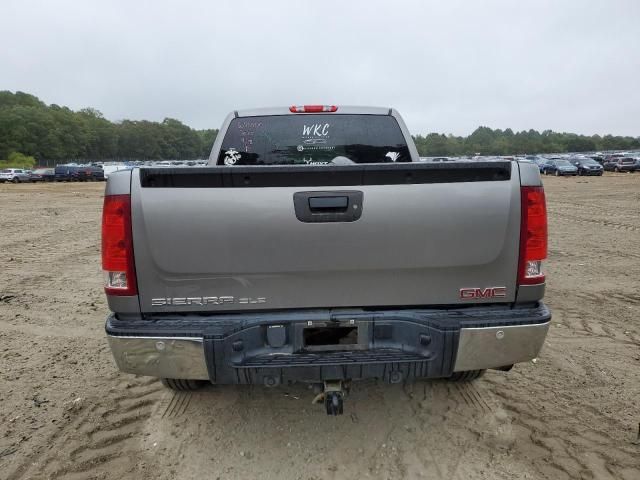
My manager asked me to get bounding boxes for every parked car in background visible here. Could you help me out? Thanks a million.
[55,165,81,181]
[602,154,623,167]
[29,168,56,182]
[89,166,106,181]
[0,168,32,183]
[603,157,636,173]
[569,157,604,176]
[526,156,549,172]
[78,166,105,181]
[541,159,578,176]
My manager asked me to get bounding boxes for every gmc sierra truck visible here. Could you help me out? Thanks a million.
[103,105,550,415]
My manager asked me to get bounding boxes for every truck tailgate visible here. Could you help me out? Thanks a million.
[131,163,521,313]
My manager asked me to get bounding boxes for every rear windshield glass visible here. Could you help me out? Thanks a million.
[216,114,411,165]
[555,160,572,166]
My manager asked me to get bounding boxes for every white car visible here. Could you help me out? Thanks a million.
[0,168,32,183]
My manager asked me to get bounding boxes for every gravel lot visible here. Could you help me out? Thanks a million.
[1,174,639,480]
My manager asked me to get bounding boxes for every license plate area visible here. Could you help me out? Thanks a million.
[299,321,369,352]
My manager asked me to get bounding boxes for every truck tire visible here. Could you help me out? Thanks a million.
[447,370,485,382]
[161,378,207,391]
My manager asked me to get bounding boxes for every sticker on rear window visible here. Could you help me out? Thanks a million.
[303,138,327,145]
[303,156,328,165]
[224,148,241,166]
[386,152,401,162]
[302,123,330,137]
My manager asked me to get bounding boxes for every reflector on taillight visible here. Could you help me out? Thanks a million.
[102,194,137,295]
[289,105,338,113]
[518,186,547,285]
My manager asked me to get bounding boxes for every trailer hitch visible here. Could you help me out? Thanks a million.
[312,380,347,415]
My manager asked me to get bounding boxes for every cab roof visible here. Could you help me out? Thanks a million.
[235,106,393,117]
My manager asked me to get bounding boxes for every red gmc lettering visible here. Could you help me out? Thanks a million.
[459,287,507,299]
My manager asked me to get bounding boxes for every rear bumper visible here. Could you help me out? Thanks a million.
[106,303,551,384]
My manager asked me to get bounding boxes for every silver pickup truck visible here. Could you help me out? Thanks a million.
[103,105,550,414]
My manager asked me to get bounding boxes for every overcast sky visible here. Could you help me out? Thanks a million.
[3,0,639,136]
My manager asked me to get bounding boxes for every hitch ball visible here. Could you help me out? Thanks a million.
[322,380,346,415]
[325,391,344,416]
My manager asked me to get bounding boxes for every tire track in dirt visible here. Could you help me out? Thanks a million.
[160,391,193,419]
[548,247,640,261]
[372,380,510,479]
[549,200,640,221]
[1,243,98,279]
[5,377,163,480]
[486,382,639,480]
[547,209,640,232]
[0,229,91,254]
[549,302,640,347]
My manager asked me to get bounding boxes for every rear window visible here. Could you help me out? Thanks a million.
[216,114,411,166]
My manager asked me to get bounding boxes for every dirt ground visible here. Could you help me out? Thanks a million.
[1,174,639,480]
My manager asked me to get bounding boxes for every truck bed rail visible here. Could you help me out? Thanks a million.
[139,162,511,188]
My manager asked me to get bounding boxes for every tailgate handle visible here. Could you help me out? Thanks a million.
[309,196,348,211]
[294,191,363,223]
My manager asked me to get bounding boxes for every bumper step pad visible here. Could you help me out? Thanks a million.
[237,349,428,368]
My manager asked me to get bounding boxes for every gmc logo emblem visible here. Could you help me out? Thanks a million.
[460,287,507,299]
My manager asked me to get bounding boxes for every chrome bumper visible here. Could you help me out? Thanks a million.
[107,336,209,380]
[107,321,550,380]
[453,321,550,372]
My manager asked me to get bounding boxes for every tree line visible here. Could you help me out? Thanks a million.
[1,90,638,165]
[0,91,217,164]
[414,127,640,157]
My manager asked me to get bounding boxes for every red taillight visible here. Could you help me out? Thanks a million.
[289,105,338,113]
[101,194,137,296]
[518,186,547,285]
